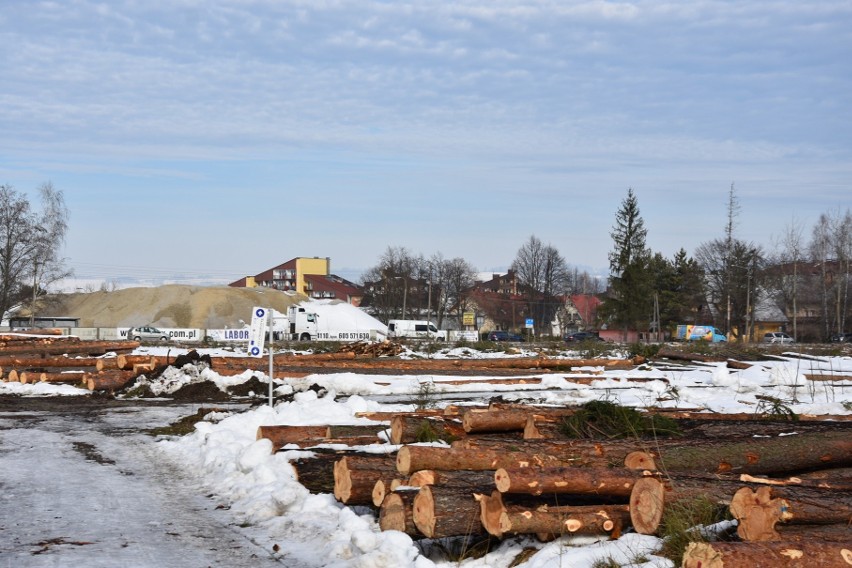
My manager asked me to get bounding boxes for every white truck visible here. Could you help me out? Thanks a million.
[285,306,377,342]
[387,319,447,341]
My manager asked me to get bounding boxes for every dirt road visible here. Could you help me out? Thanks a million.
[0,396,288,568]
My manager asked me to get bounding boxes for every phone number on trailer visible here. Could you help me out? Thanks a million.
[315,332,372,340]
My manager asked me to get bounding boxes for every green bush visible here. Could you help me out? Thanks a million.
[559,400,681,439]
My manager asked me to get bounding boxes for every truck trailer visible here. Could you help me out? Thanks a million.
[285,306,378,342]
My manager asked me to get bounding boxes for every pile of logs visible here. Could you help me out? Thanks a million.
[0,336,651,395]
[339,340,405,357]
[0,333,146,391]
[258,403,852,565]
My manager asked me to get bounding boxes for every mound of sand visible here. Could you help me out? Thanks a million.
[50,285,303,329]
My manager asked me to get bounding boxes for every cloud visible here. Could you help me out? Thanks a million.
[1,0,850,277]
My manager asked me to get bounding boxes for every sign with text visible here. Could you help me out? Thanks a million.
[525,318,534,329]
[247,307,268,358]
[462,312,475,326]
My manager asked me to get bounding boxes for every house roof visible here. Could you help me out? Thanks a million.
[304,274,362,300]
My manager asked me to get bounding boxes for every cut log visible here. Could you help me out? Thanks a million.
[289,453,340,494]
[355,409,457,421]
[498,504,630,540]
[406,469,496,490]
[306,436,387,448]
[333,455,398,506]
[412,484,488,538]
[629,471,852,536]
[776,524,852,544]
[682,540,852,568]
[494,466,651,497]
[116,354,158,370]
[84,371,137,391]
[256,425,330,451]
[625,451,657,470]
[378,489,421,536]
[629,477,667,536]
[796,467,852,482]
[132,363,155,374]
[461,408,570,433]
[372,478,408,508]
[39,371,86,384]
[523,417,567,440]
[476,489,631,539]
[629,474,765,535]
[729,485,852,542]
[389,415,466,445]
[453,436,674,468]
[0,355,101,368]
[95,358,119,371]
[738,473,852,491]
[655,430,852,475]
[18,371,35,384]
[326,424,389,440]
[0,340,139,357]
[397,445,566,475]
[649,410,852,423]
[805,373,852,382]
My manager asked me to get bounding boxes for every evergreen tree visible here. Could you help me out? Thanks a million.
[601,188,653,338]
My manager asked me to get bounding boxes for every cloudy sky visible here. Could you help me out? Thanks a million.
[2,1,850,286]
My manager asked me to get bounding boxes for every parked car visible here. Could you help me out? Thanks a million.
[487,330,525,342]
[127,325,169,342]
[829,332,852,343]
[763,332,795,344]
[564,331,604,343]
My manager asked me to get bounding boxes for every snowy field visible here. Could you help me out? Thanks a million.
[2,342,851,568]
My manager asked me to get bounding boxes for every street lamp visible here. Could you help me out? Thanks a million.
[393,276,408,320]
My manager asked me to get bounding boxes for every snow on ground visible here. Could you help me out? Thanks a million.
[2,343,851,568]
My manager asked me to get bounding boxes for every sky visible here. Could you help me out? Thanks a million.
[3,333,851,566]
[2,1,851,288]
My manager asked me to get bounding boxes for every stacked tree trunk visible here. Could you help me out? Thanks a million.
[261,403,852,561]
[0,334,153,391]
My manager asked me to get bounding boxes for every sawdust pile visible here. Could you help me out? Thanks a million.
[49,285,302,329]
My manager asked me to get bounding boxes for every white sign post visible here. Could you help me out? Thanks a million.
[248,307,275,406]
[248,307,268,357]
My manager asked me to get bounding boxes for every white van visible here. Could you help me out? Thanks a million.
[387,320,447,341]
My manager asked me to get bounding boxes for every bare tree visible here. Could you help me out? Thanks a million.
[771,217,806,340]
[429,253,476,328]
[565,267,605,295]
[809,208,852,338]
[511,235,569,335]
[361,247,476,327]
[0,182,70,325]
[360,246,419,322]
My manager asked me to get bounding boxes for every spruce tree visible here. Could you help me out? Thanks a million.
[601,188,653,339]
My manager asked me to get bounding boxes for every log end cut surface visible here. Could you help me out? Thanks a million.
[630,477,665,535]
[378,493,406,532]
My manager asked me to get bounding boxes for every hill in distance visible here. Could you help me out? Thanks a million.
[49,285,303,329]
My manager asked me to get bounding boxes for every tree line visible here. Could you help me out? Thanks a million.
[3,180,848,342]
[360,185,851,342]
